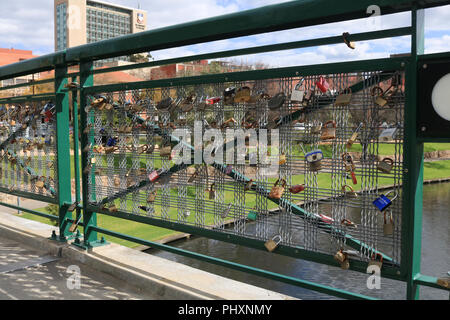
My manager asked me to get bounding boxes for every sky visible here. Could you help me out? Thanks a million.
[0,0,449,68]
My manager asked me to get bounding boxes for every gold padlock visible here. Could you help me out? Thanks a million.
[114,177,120,187]
[234,86,251,103]
[377,158,394,174]
[334,250,350,270]
[335,88,352,106]
[279,153,287,166]
[108,205,118,213]
[264,235,282,252]
[368,253,383,271]
[346,123,363,149]
[321,120,337,140]
[104,146,117,154]
[383,211,394,236]
[35,177,45,189]
[269,179,287,200]
[147,190,157,203]
[371,86,387,107]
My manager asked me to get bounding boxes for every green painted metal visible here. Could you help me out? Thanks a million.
[89,27,412,76]
[0,201,58,220]
[85,57,406,94]
[0,187,57,204]
[54,66,73,241]
[402,7,425,300]
[71,76,82,226]
[89,225,377,300]
[414,274,450,292]
[79,61,98,246]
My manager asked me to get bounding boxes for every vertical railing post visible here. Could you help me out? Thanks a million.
[71,75,81,227]
[402,7,425,300]
[79,61,99,247]
[54,65,72,241]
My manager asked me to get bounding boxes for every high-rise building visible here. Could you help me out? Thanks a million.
[54,0,147,63]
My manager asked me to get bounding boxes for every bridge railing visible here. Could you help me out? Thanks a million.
[0,0,449,300]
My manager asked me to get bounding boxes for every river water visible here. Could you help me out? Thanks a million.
[149,183,450,300]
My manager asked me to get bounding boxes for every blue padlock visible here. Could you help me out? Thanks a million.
[106,137,117,147]
[373,191,398,212]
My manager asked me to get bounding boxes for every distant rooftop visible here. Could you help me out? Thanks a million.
[87,0,146,12]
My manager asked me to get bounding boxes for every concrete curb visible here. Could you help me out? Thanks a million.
[0,212,295,300]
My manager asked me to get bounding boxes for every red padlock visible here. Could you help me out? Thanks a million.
[206,97,221,105]
[289,184,305,194]
[148,169,163,182]
[319,214,335,224]
[315,76,329,94]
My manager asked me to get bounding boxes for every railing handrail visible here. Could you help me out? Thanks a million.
[0,0,446,81]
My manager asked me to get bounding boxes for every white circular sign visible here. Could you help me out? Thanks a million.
[431,73,450,121]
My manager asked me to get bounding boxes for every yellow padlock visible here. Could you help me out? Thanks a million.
[264,235,282,252]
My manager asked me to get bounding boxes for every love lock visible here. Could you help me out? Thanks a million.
[342,185,358,198]
[315,76,330,94]
[373,190,398,212]
[148,168,163,183]
[247,210,258,221]
[305,150,324,172]
[383,211,394,236]
[371,86,388,107]
[334,249,350,269]
[291,79,305,103]
[279,153,287,166]
[147,190,157,203]
[225,165,233,175]
[342,153,356,172]
[346,122,363,149]
[206,97,221,105]
[104,146,117,154]
[265,235,282,252]
[341,218,357,228]
[180,93,196,112]
[160,145,172,158]
[35,176,45,190]
[310,122,323,135]
[114,177,120,187]
[269,179,287,200]
[321,120,337,140]
[268,92,286,110]
[244,179,254,192]
[342,32,356,50]
[223,87,236,104]
[335,88,353,106]
[368,253,383,271]
[221,203,233,219]
[289,184,305,194]
[234,86,251,103]
[221,118,237,129]
[156,97,173,111]
[377,157,395,174]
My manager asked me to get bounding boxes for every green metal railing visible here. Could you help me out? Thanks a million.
[0,0,449,300]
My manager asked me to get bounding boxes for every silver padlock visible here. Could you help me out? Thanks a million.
[383,211,394,236]
[291,79,305,102]
[264,235,282,252]
[377,157,394,174]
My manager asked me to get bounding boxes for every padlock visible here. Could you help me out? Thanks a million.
[289,184,305,194]
[368,253,383,271]
[373,190,398,212]
[321,120,336,140]
[379,128,397,142]
[160,145,172,157]
[335,88,352,106]
[225,165,233,175]
[346,123,363,149]
[221,203,233,219]
[244,179,254,192]
[342,185,358,198]
[247,210,258,221]
[138,145,149,154]
[334,249,347,263]
[104,146,117,154]
[341,219,357,228]
[223,87,236,104]
[371,86,388,107]
[148,169,163,182]
[114,177,120,187]
[279,153,287,166]
[234,86,251,103]
[315,76,329,94]
[180,93,196,112]
[209,183,216,200]
[35,177,45,189]
[342,153,356,172]
[108,205,118,213]
[305,150,324,172]
[383,211,394,236]
[268,92,286,110]
[269,179,287,200]
[377,157,394,174]
[291,79,305,102]
[264,235,282,252]
[156,97,173,110]
[206,97,221,105]
[147,191,157,203]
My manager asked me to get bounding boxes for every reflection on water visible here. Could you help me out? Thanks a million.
[149,183,450,300]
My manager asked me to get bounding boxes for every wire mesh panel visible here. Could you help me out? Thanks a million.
[0,100,58,199]
[83,69,405,268]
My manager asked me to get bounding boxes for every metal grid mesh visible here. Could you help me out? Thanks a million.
[84,70,405,265]
[0,101,58,198]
